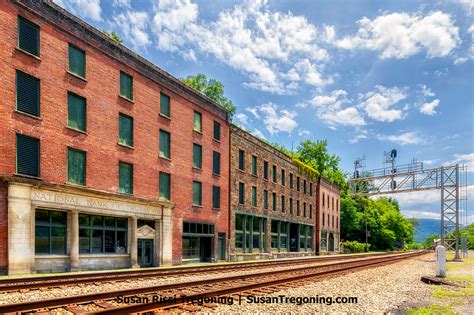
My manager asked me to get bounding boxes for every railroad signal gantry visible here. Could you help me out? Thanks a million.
[348,150,468,261]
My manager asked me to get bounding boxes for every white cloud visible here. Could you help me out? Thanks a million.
[401,210,440,220]
[321,107,366,127]
[150,0,332,94]
[310,89,348,109]
[235,113,249,125]
[257,103,298,134]
[376,131,424,145]
[419,99,440,115]
[68,0,102,21]
[457,0,474,15]
[298,129,310,137]
[358,85,407,122]
[421,159,438,166]
[388,190,439,207]
[337,11,460,59]
[349,129,369,144]
[113,0,130,8]
[112,11,151,48]
[419,84,435,97]
[252,129,267,140]
[450,153,474,171]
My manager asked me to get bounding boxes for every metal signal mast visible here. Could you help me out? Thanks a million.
[348,149,468,260]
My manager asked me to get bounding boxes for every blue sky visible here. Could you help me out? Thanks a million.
[55,0,473,223]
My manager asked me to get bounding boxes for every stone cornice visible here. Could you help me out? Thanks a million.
[1,175,175,209]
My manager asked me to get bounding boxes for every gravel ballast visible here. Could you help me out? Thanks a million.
[212,253,435,313]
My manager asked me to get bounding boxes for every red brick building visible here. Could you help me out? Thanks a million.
[317,178,341,254]
[0,0,229,274]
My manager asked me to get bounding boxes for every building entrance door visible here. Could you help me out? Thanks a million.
[138,239,153,267]
[218,233,226,260]
[289,223,299,252]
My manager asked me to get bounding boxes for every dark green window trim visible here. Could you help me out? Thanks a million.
[18,16,40,57]
[213,121,221,141]
[272,192,277,211]
[213,151,221,175]
[263,190,268,210]
[252,156,257,176]
[118,113,133,147]
[238,182,245,204]
[159,172,170,201]
[192,181,202,206]
[67,148,86,186]
[68,44,86,78]
[118,162,133,194]
[159,129,171,159]
[263,161,268,180]
[16,133,40,177]
[212,186,221,209]
[289,198,293,214]
[16,70,40,117]
[79,214,127,254]
[281,195,285,212]
[193,111,202,132]
[120,71,133,100]
[35,210,66,254]
[281,169,286,186]
[193,143,202,169]
[238,150,245,171]
[272,165,277,183]
[68,92,87,132]
[160,92,170,117]
[251,186,257,207]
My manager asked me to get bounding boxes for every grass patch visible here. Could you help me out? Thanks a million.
[407,304,456,315]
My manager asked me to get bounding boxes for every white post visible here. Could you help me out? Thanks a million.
[436,245,446,278]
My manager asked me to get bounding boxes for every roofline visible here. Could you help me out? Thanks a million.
[14,0,230,121]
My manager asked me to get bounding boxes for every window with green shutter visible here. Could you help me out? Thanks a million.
[272,192,277,211]
[160,92,170,117]
[212,186,220,209]
[281,169,286,186]
[193,143,202,169]
[68,44,86,78]
[213,121,221,141]
[159,172,170,201]
[18,16,39,56]
[118,113,133,147]
[238,150,245,171]
[119,162,133,194]
[120,71,133,100]
[263,190,268,209]
[16,70,40,117]
[289,198,293,214]
[252,186,257,207]
[159,130,170,159]
[213,151,220,175]
[67,148,86,185]
[16,133,40,177]
[239,182,245,204]
[281,195,285,212]
[272,165,277,183]
[68,92,86,131]
[263,161,268,180]
[192,181,202,206]
[252,156,257,176]
[193,111,202,132]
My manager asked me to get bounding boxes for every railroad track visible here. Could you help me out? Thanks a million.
[0,251,402,293]
[0,251,428,314]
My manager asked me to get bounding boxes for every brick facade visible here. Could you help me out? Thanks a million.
[230,125,317,260]
[0,183,7,274]
[0,1,229,273]
[318,178,341,253]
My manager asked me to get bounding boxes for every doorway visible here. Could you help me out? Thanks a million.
[218,233,226,260]
[289,223,299,252]
[328,233,334,252]
[138,239,153,267]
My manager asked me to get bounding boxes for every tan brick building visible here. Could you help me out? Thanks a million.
[229,125,318,260]
[0,1,230,274]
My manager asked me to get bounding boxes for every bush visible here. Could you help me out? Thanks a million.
[343,240,369,253]
[404,242,422,250]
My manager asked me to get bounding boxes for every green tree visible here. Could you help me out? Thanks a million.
[102,30,123,44]
[181,74,236,116]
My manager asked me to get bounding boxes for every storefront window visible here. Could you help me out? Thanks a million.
[79,214,127,254]
[35,210,67,255]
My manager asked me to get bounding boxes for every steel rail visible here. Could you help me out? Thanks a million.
[0,252,400,292]
[0,251,427,314]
